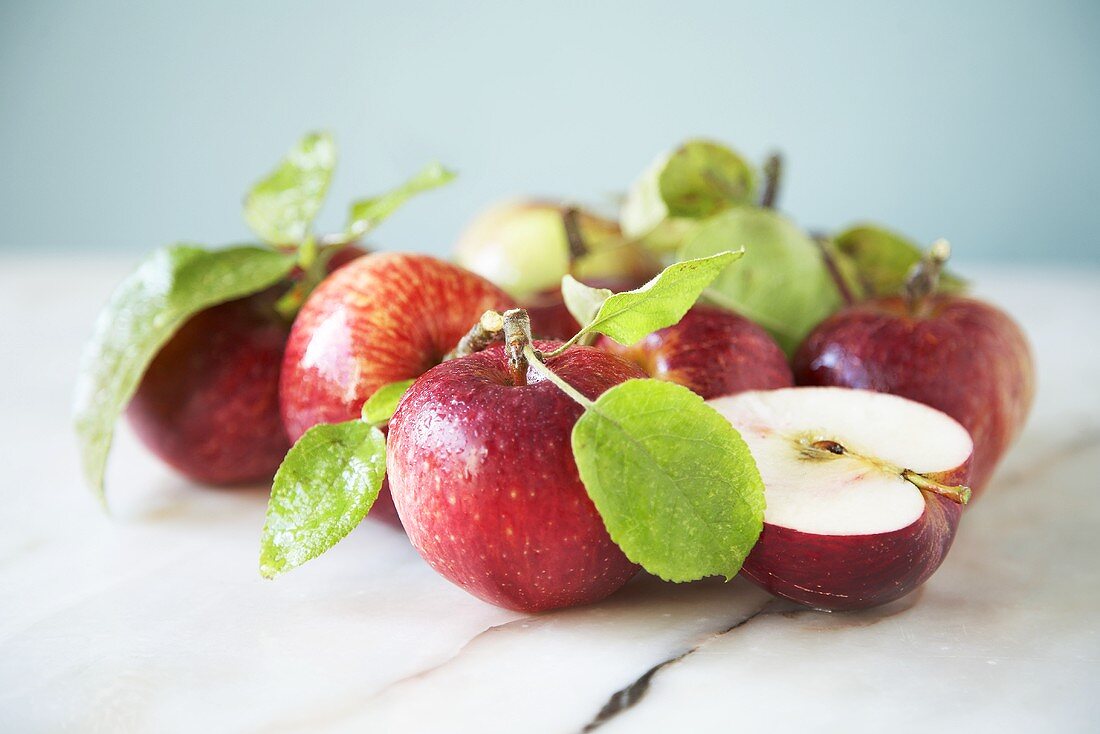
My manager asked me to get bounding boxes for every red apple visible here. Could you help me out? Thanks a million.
[280,253,513,522]
[709,387,974,611]
[793,294,1034,494]
[126,243,366,485]
[597,305,794,399]
[386,339,646,612]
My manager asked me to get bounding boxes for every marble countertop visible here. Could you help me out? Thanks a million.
[2,258,1098,733]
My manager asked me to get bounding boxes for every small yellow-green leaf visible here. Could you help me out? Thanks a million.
[682,209,842,354]
[362,379,415,425]
[73,245,297,506]
[244,131,336,245]
[575,250,742,346]
[572,379,765,582]
[347,162,456,238]
[561,275,613,328]
[260,421,387,579]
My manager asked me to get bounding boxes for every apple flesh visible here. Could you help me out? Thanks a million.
[598,305,794,399]
[793,295,1034,494]
[280,253,513,522]
[709,387,974,611]
[452,199,658,300]
[126,243,366,485]
[387,341,646,612]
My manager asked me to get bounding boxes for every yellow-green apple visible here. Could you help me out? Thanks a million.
[386,339,646,612]
[709,387,973,611]
[598,305,794,398]
[280,252,513,521]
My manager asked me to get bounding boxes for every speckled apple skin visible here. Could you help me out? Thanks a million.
[127,290,292,485]
[741,462,970,611]
[598,305,794,399]
[793,296,1035,494]
[280,253,513,523]
[387,342,645,612]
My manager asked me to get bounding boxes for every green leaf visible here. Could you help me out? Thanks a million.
[347,162,456,238]
[73,245,297,506]
[244,131,336,245]
[561,275,613,328]
[621,139,758,251]
[572,379,765,582]
[260,421,387,579]
[567,250,742,348]
[361,379,415,425]
[681,209,842,355]
[833,224,968,298]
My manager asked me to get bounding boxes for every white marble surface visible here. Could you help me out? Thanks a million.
[1,257,1098,733]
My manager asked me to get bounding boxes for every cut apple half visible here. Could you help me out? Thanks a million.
[708,387,974,611]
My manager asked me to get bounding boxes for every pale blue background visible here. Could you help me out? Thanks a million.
[2,0,1098,262]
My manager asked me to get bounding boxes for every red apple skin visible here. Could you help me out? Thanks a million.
[597,305,794,399]
[741,463,970,611]
[127,289,292,485]
[524,276,651,340]
[280,253,513,523]
[793,296,1035,494]
[387,342,645,612]
[125,243,367,486]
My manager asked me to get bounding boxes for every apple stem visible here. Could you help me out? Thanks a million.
[522,344,594,410]
[905,239,951,317]
[813,234,858,306]
[445,310,505,360]
[902,469,972,505]
[561,207,589,266]
[760,153,783,209]
[503,308,535,386]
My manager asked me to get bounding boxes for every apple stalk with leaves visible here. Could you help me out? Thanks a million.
[74,131,455,505]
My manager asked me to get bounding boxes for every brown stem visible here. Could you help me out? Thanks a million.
[905,239,951,317]
[444,310,505,360]
[761,152,783,209]
[561,207,588,266]
[813,234,857,306]
[502,308,534,386]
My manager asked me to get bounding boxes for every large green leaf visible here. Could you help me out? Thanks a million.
[572,379,765,582]
[260,421,387,578]
[73,245,297,505]
[681,208,842,354]
[833,224,968,299]
[557,250,742,350]
[244,131,336,245]
[347,162,456,238]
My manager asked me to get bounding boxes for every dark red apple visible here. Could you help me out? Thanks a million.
[280,253,513,522]
[386,339,646,612]
[709,387,974,611]
[597,305,794,399]
[126,243,366,485]
[793,294,1034,494]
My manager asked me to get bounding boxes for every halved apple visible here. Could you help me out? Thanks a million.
[708,387,973,611]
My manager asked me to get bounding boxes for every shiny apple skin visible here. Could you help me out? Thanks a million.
[793,296,1035,494]
[127,289,292,485]
[387,342,645,612]
[741,463,970,611]
[598,305,794,399]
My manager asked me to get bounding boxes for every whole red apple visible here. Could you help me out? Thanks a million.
[597,305,794,399]
[126,243,366,485]
[386,339,646,612]
[280,253,513,521]
[793,265,1034,494]
[710,387,974,611]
